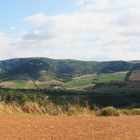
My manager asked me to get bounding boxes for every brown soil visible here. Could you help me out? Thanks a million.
[129,70,140,81]
[0,114,140,140]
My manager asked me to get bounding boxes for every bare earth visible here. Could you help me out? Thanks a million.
[0,114,140,140]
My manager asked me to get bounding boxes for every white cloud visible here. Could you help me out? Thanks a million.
[0,32,12,59]
[0,0,140,60]
[24,13,49,26]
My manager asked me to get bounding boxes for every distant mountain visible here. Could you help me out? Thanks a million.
[0,57,138,82]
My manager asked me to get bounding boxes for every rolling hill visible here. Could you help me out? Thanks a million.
[0,57,139,89]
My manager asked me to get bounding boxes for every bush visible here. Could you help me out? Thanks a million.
[96,106,120,116]
[121,109,140,115]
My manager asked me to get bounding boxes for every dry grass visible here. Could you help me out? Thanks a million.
[0,102,89,116]
[94,106,140,116]
[0,102,22,114]
[0,102,140,116]
[121,108,140,115]
[95,106,120,116]
[67,105,88,116]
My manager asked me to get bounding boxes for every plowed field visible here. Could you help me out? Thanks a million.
[0,114,139,140]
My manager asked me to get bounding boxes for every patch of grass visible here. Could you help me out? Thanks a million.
[21,102,46,114]
[67,105,85,116]
[63,75,94,89]
[94,72,127,83]
[0,80,31,89]
[64,72,127,89]
[43,101,64,115]
[0,102,22,114]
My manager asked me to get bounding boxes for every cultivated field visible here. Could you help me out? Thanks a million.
[129,70,140,81]
[64,72,127,89]
[0,114,139,140]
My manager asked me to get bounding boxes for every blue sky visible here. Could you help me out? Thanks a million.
[0,0,76,34]
[0,0,140,60]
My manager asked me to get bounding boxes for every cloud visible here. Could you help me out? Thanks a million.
[24,13,49,26]
[0,0,140,60]
[0,32,12,59]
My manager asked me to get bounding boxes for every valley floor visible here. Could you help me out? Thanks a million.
[0,114,139,140]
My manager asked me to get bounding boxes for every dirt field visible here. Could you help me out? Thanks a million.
[0,114,139,140]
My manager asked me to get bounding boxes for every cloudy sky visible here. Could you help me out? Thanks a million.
[0,0,140,61]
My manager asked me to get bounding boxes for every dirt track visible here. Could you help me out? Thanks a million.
[0,114,139,140]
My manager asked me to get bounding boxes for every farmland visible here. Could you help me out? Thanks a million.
[0,114,139,140]
[64,72,127,89]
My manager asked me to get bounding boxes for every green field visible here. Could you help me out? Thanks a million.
[0,72,128,89]
[64,72,127,89]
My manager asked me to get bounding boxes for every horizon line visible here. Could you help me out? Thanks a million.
[0,56,140,62]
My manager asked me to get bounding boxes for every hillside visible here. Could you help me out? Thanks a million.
[64,72,127,89]
[0,57,139,89]
[126,63,140,81]
[0,58,98,82]
[0,58,132,80]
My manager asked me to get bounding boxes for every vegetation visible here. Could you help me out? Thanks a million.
[0,57,139,116]
[95,106,120,116]
[94,106,140,116]
[0,72,127,89]
[93,81,140,96]
[0,58,133,83]
[121,108,140,115]
[64,72,127,89]
[0,101,140,116]
[0,88,139,116]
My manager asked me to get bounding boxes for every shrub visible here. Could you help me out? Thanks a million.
[96,106,120,116]
[121,109,140,115]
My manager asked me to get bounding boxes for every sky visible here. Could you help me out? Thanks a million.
[0,0,140,61]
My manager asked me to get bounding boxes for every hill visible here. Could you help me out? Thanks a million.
[0,57,132,80]
[0,57,138,89]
